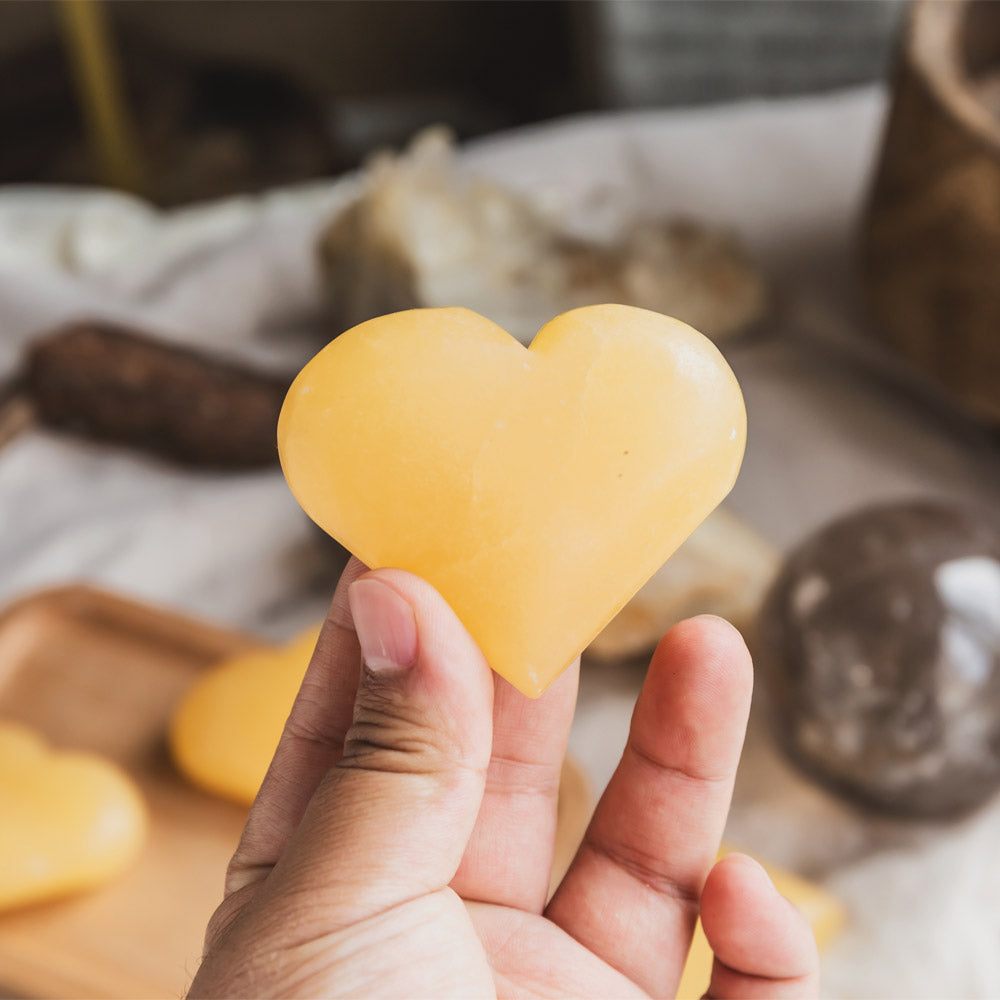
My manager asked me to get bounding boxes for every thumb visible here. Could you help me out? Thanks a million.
[258,568,496,927]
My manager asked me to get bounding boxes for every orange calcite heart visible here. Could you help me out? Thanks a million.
[169,627,321,805]
[278,305,745,696]
[0,723,147,911]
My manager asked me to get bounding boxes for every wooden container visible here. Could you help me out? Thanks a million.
[862,0,1000,425]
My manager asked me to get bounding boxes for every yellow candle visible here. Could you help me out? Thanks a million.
[56,0,144,194]
[279,305,745,696]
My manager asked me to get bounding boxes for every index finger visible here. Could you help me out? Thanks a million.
[545,616,753,998]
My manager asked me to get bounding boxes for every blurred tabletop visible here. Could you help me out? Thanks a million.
[1,86,1000,998]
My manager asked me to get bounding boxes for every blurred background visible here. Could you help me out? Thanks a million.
[2,2,1000,999]
[1,0,907,201]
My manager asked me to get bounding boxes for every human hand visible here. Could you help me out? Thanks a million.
[189,559,819,999]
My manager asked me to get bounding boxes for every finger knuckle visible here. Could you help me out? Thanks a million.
[339,682,467,778]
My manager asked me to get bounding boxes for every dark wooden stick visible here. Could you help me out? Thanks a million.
[25,323,292,468]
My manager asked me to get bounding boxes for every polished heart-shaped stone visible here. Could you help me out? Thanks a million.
[169,627,320,805]
[278,304,746,696]
[0,723,147,911]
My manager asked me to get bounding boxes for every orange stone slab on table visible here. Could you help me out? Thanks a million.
[278,304,746,696]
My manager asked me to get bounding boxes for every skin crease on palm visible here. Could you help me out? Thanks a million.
[188,558,819,1000]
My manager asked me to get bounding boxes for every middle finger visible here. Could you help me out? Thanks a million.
[451,659,580,912]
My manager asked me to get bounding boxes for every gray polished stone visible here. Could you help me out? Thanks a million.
[760,500,1000,818]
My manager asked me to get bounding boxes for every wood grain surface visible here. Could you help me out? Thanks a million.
[0,585,591,998]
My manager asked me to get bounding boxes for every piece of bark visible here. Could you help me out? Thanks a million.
[587,505,780,661]
[25,323,291,468]
[862,0,1000,425]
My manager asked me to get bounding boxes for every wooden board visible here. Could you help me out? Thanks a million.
[0,585,590,999]
[0,586,259,999]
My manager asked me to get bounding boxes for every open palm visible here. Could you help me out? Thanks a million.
[189,559,817,999]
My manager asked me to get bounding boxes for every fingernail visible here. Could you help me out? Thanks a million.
[348,578,418,673]
[734,853,768,879]
[728,853,779,894]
